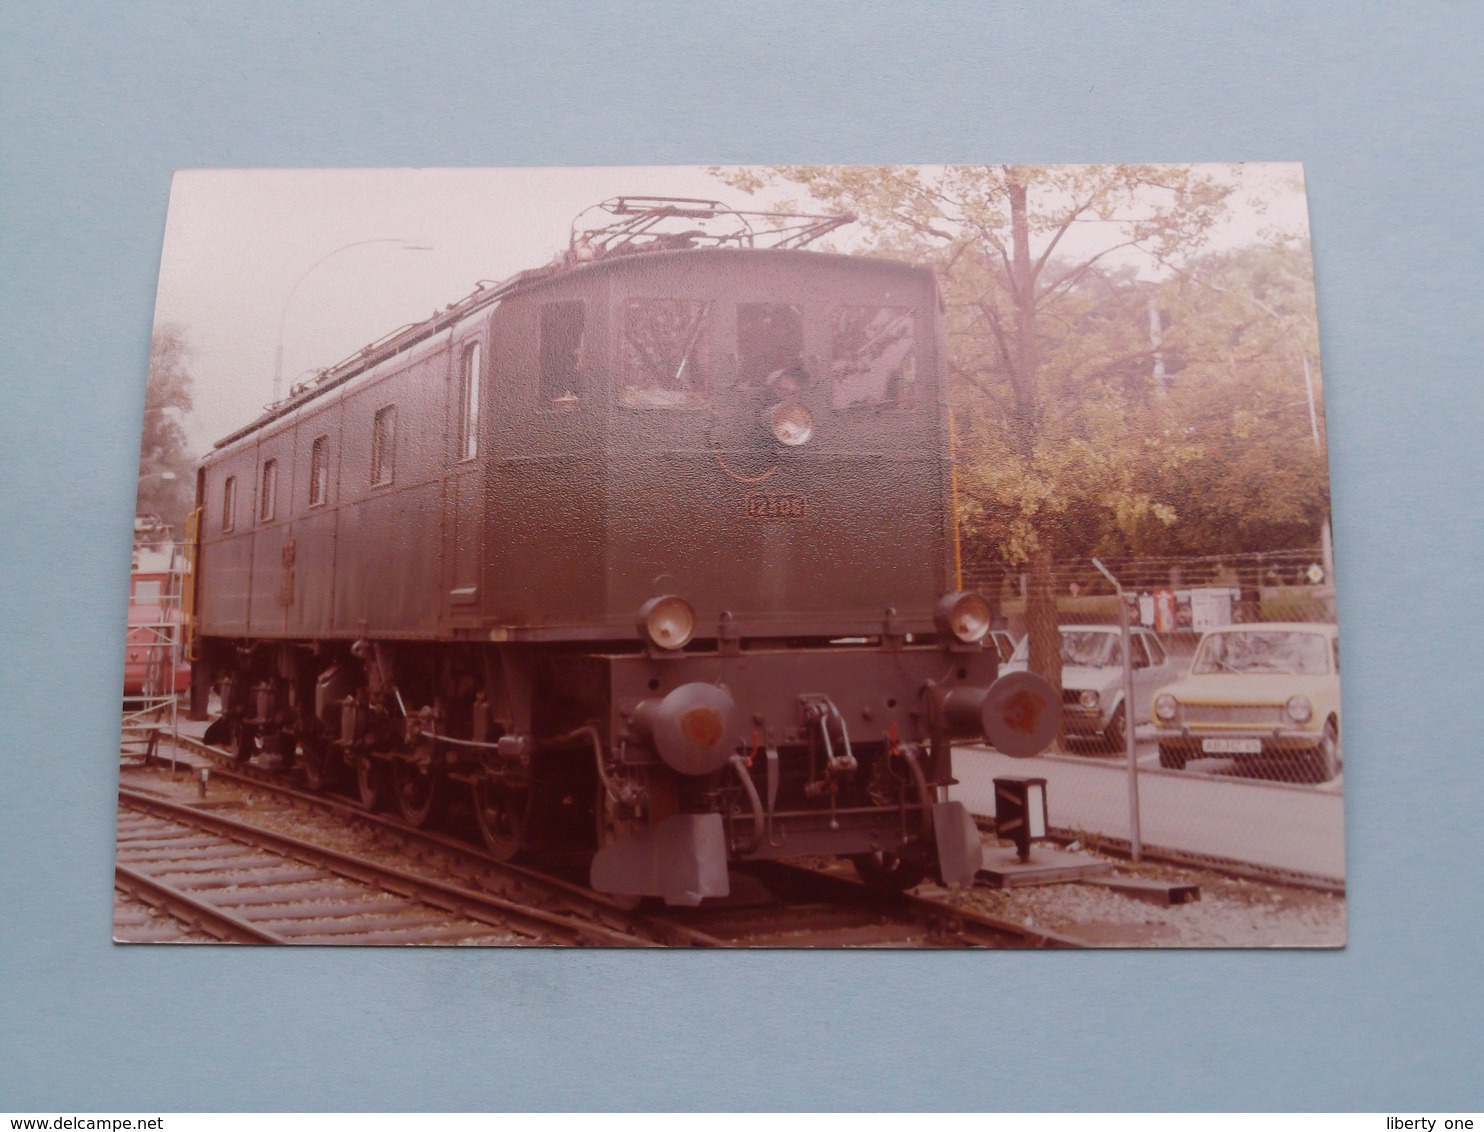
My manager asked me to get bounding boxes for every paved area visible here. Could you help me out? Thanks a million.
[951,740,1346,882]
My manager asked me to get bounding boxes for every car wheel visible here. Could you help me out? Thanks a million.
[1158,743,1187,771]
[1103,703,1127,752]
[1306,718,1340,783]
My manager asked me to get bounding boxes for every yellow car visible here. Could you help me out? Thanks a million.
[1150,622,1341,783]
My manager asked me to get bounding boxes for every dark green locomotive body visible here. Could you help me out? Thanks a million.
[198,248,952,642]
[193,238,1054,905]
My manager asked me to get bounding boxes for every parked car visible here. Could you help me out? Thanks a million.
[1004,624,1175,749]
[1150,622,1341,782]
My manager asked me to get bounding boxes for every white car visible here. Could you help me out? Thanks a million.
[1004,624,1175,749]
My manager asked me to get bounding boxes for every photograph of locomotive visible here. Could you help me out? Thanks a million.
[120,164,1339,945]
[159,179,1059,913]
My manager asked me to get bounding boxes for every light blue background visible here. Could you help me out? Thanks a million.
[2,1,1480,1111]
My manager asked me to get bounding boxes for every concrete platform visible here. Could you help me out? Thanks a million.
[978,843,1113,888]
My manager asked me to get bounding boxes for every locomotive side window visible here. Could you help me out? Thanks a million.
[221,475,236,532]
[371,405,397,486]
[308,434,329,506]
[738,303,803,388]
[830,305,916,408]
[539,301,585,403]
[259,458,278,522]
[620,298,711,408]
[458,342,481,459]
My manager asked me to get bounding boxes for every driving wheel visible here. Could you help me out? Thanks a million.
[473,776,531,862]
[301,735,339,793]
[392,746,444,827]
[355,752,389,812]
[233,722,258,766]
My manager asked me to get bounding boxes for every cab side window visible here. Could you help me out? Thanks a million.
[371,405,396,485]
[309,435,330,506]
[221,475,237,532]
[458,342,481,459]
[259,458,278,522]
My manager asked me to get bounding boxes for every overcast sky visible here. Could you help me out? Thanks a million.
[151,163,1310,455]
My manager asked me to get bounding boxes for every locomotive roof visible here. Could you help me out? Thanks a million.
[212,244,933,452]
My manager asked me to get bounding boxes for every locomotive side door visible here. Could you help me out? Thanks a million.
[442,319,490,630]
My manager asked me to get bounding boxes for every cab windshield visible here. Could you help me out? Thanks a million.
[617,296,918,411]
[1192,631,1331,676]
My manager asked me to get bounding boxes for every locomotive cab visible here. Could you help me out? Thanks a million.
[191,199,1058,907]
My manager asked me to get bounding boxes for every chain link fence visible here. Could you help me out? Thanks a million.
[952,548,1345,884]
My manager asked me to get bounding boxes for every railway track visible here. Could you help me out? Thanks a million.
[115,788,664,946]
[124,734,1082,948]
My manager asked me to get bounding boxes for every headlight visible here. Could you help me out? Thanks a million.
[934,591,992,644]
[1286,694,1313,724]
[637,595,695,650]
[1078,690,1099,710]
[1154,693,1178,722]
[765,401,814,446]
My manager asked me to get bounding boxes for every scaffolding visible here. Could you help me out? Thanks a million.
[120,516,191,768]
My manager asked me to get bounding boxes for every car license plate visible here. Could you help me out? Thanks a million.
[1202,738,1262,755]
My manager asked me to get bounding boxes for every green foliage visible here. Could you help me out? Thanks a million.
[136,324,196,533]
[719,165,1329,567]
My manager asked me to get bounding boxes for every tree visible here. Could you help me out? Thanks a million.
[720,165,1234,694]
[136,324,196,534]
[1150,239,1329,556]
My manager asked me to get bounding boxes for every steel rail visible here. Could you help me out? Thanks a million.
[162,734,731,946]
[117,788,659,947]
[738,861,1086,949]
[114,862,289,944]
[150,735,1083,947]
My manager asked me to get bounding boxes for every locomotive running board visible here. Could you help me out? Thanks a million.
[933,800,985,889]
[590,813,730,907]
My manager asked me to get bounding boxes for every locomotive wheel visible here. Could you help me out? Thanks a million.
[392,749,444,828]
[233,723,258,766]
[355,753,390,812]
[850,851,928,893]
[472,777,530,862]
[301,736,339,793]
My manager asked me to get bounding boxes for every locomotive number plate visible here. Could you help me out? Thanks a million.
[744,491,807,521]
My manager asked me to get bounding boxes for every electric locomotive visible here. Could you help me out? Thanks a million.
[191,198,1058,905]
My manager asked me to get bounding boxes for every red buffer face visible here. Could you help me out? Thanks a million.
[980,671,1061,758]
